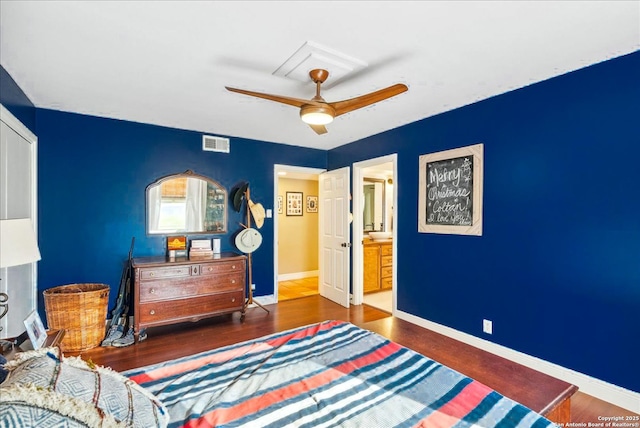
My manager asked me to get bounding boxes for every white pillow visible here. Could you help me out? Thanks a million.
[0,347,169,428]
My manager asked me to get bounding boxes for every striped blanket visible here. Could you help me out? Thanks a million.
[124,320,556,428]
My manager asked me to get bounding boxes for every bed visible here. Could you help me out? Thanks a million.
[123,320,556,428]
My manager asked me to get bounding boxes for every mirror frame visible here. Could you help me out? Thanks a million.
[146,169,227,235]
[363,177,386,232]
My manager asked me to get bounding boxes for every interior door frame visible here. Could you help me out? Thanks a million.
[352,154,397,308]
[273,164,325,302]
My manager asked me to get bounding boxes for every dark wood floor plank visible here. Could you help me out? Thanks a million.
[571,391,639,422]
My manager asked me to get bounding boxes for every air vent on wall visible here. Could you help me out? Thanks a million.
[202,135,230,153]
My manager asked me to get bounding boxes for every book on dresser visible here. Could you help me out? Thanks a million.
[190,249,214,257]
[190,239,213,257]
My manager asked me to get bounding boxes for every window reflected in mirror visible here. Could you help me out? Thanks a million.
[147,170,227,235]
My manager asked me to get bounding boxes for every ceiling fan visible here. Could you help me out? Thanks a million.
[225,69,408,135]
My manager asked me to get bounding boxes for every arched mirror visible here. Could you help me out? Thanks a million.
[146,170,227,235]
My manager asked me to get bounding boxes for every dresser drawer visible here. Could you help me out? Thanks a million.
[139,272,244,302]
[381,255,393,267]
[138,291,244,326]
[381,277,393,290]
[381,244,393,256]
[381,266,393,278]
[198,260,245,276]
[139,266,191,281]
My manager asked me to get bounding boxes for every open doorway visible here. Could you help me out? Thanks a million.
[273,165,324,301]
[352,155,397,313]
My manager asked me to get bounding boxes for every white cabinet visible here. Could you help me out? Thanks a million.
[0,104,38,337]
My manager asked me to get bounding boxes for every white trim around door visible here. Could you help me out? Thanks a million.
[352,154,397,309]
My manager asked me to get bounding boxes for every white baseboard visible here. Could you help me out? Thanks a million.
[396,310,640,414]
[278,270,319,281]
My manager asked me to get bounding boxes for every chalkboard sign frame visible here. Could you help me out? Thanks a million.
[418,143,484,235]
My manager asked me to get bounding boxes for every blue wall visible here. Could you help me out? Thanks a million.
[34,110,326,321]
[329,51,640,392]
[0,65,36,134]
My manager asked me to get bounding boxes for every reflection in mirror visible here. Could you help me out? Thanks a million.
[363,178,385,232]
[147,170,227,235]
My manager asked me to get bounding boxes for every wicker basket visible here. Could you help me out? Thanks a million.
[43,283,110,351]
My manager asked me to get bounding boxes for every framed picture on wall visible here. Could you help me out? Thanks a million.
[277,195,283,214]
[306,196,318,213]
[418,143,484,236]
[286,192,303,216]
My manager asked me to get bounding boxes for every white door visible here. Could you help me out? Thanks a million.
[0,105,38,338]
[319,167,350,307]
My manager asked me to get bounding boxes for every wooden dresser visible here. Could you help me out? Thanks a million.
[132,252,246,341]
[363,239,393,293]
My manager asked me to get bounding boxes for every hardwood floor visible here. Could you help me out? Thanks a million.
[68,295,637,424]
[571,392,639,423]
[278,275,319,301]
[69,293,385,373]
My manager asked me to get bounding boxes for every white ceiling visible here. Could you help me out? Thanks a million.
[1,1,638,150]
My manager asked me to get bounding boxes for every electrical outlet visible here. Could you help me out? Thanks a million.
[251,283,256,290]
[483,319,493,335]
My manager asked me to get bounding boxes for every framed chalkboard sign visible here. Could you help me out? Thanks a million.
[418,143,483,235]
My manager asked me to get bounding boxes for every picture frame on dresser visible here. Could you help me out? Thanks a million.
[24,310,47,350]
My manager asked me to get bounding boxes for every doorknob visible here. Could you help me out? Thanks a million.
[341,242,352,247]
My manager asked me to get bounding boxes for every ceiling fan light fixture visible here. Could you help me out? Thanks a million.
[300,105,335,125]
[227,68,407,135]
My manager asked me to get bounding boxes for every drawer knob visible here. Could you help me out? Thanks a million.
[208,267,213,272]
[150,288,156,294]
[232,265,236,269]
[231,298,236,303]
[231,279,236,284]
[149,309,155,315]
[150,272,154,277]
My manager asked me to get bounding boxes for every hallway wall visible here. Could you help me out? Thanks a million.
[277,177,319,277]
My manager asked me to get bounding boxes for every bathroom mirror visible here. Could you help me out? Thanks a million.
[363,178,386,232]
[146,170,227,235]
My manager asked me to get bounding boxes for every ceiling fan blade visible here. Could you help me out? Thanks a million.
[225,86,323,108]
[309,124,328,135]
[331,83,408,117]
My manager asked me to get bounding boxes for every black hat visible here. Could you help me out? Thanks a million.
[232,181,249,212]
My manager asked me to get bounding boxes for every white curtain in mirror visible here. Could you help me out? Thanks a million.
[185,178,207,232]
[148,185,161,232]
